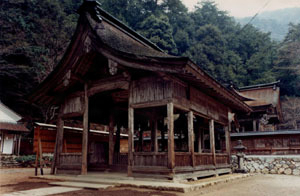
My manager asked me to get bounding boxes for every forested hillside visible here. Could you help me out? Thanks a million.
[0,0,299,119]
[237,8,300,41]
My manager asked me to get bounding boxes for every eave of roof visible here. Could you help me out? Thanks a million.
[239,81,280,91]
[231,130,300,137]
[0,122,29,132]
[35,122,128,137]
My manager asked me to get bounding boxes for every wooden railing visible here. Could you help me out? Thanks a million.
[216,153,229,165]
[133,152,167,167]
[175,152,192,167]
[113,153,128,165]
[59,153,82,168]
[195,153,213,166]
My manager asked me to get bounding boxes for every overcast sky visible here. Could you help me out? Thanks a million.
[181,0,300,18]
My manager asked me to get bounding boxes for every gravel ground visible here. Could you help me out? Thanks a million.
[186,174,300,196]
[0,168,53,195]
[1,168,300,196]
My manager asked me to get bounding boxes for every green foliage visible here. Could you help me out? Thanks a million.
[0,0,81,117]
[15,155,53,167]
[274,23,300,96]
[138,14,177,54]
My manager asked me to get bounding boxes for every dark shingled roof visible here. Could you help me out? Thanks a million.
[231,130,300,137]
[79,0,172,58]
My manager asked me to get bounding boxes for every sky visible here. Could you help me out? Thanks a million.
[181,0,300,18]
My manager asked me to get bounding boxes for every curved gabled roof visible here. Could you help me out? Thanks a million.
[29,0,252,113]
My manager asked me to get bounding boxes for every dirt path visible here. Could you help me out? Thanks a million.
[1,168,300,196]
[0,168,53,194]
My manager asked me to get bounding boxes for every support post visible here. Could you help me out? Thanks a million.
[114,125,121,153]
[81,83,89,175]
[38,127,44,175]
[108,113,114,166]
[253,120,257,132]
[209,119,216,166]
[225,123,232,165]
[198,127,202,153]
[17,135,21,156]
[167,102,175,171]
[51,106,64,175]
[128,107,134,176]
[188,111,195,167]
[151,119,158,153]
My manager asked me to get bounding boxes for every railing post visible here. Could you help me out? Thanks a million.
[188,111,195,167]
[167,102,175,173]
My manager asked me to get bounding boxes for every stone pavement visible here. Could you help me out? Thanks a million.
[2,186,81,196]
[34,173,253,193]
[49,181,114,189]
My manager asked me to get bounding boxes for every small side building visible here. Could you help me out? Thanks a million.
[234,81,283,132]
[0,102,29,155]
[230,82,300,155]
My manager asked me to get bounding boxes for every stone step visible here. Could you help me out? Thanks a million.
[49,181,114,190]
[2,186,81,196]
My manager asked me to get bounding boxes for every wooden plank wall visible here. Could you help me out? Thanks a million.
[130,76,172,104]
[231,134,300,155]
[190,87,228,124]
[33,127,120,153]
[33,128,82,153]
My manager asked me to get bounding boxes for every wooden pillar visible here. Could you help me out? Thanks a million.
[81,83,89,175]
[138,127,143,152]
[198,127,202,153]
[114,124,121,153]
[0,131,3,152]
[151,117,158,152]
[225,123,231,165]
[17,135,21,156]
[108,113,114,166]
[51,106,64,175]
[253,120,257,132]
[128,107,134,176]
[188,111,195,167]
[167,103,175,171]
[209,119,216,166]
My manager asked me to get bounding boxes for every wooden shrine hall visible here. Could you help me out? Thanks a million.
[30,1,252,180]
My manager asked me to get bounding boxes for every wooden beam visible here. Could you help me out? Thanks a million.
[81,83,89,175]
[188,111,195,167]
[167,102,175,171]
[128,107,134,176]
[209,119,216,166]
[88,80,129,97]
[51,105,64,175]
[108,113,114,166]
[130,99,170,109]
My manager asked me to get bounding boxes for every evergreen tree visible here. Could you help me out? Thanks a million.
[138,14,177,54]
